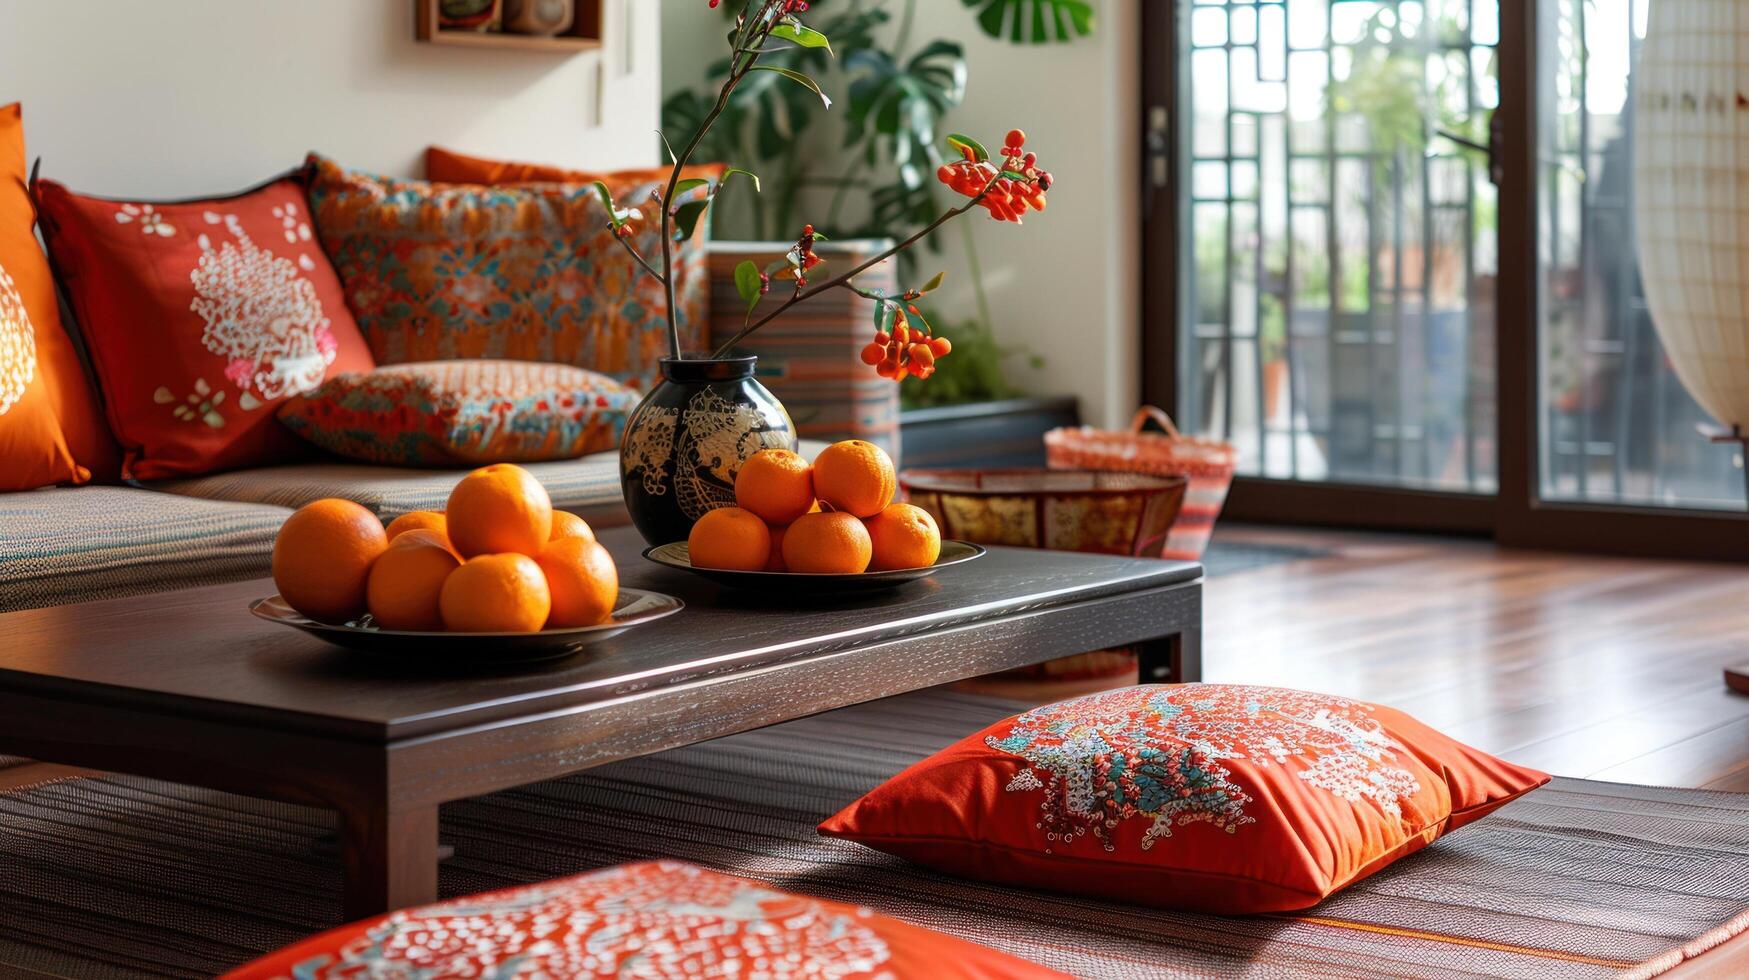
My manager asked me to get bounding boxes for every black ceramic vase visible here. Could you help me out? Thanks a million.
[619,356,796,546]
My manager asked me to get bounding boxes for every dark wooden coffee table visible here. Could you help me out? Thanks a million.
[0,526,1200,919]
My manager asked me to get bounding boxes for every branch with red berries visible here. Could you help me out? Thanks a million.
[595,0,1056,384]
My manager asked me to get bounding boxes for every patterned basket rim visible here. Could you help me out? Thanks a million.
[899,467,1188,499]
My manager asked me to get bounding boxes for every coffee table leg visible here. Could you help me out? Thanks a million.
[1138,628,1202,684]
[338,801,439,920]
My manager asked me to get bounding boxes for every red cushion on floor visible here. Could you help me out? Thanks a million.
[221,860,1065,980]
[821,683,1550,914]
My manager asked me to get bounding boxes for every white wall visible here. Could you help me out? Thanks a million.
[0,0,662,198]
[661,0,1140,427]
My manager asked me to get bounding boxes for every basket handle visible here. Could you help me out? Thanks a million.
[1129,406,1182,439]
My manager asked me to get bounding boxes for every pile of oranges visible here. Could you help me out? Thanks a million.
[688,440,941,574]
[271,463,618,633]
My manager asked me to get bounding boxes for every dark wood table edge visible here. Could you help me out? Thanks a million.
[0,575,1203,921]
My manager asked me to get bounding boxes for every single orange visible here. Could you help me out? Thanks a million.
[385,510,447,542]
[446,463,553,559]
[439,553,551,632]
[367,532,461,631]
[765,522,790,572]
[812,440,896,518]
[865,503,942,571]
[537,537,619,628]
[272,499,388,622]
[735,449,815,525]
[550,511,596,544]
[782,511,873,574]
[687,506,771,571]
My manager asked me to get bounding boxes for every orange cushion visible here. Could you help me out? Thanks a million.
[0,103,116,489]
[425,144,681,190]
[821,683,1550,915]
[34,172,375,481]
[221,860,1065,980]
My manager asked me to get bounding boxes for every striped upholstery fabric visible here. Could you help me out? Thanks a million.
[709,242,902,460]
[0,486,289,614]
[0,690,1744,978]
[149,452,627,523]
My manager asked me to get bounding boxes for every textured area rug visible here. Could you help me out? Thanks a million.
[1,690,1746,979]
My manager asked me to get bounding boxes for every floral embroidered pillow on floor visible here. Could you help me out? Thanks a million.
[306,153,717,393]
[34,173,374,480]
[222,860,1065,980]
[278,360,637,467]
[821,684,1550,914]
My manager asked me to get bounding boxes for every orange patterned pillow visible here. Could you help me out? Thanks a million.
[308,153,717,393]
[0,103,117,489]
[821,684,1550,915]
[222,861,1065,980]
[278,360,636,467]
[34,171,375,480]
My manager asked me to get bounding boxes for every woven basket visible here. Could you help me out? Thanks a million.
[900,469,1188,557]
[1044,407,1238,560]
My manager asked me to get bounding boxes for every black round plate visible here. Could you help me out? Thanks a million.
[249,588,684,663]
[642,540,986,593]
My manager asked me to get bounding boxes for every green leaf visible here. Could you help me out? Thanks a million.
[903,304,930,336]
[671,199,711,241]
[946,133,988,163]
[674,177,710,196]
[765,257,793,277]
[873,302,897,333]
[656,130,678,164]
[770,23,833,55]
[920,271,946,294]
[590,181,623,230]
[751,66,833,109]
[959,0,1093,44]
[734,260,763,311]
[721,168,761,193]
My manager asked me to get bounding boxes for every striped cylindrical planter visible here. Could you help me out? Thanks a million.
[707,241,902,460]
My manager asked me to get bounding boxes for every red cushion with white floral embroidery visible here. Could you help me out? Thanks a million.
[821,684,1549,915]
[221,861,1065,980]
[278,360,637,467]
[34,173,374,479]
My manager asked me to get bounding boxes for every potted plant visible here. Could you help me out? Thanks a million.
[603,0,1057,546]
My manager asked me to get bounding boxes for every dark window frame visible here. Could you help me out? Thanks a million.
[1140,0,1747,560]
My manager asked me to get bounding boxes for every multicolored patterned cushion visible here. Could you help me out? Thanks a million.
[222,860,1065,980]
[34,172,376,480]
[306,153,715,393]
[821,683,1550,915]
[277,360,635,467]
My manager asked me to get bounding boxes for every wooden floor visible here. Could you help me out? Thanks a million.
[1199,526,1749,790]
[965,524,1749,789]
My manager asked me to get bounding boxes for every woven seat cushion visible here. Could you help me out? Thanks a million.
[149,452,626,523]
[151,440,835,524]
[0,486,289,613]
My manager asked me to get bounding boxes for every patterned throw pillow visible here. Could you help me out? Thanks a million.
[0,103,118,489]
[307,153,717,393]
[278,360,635,467]
[34,172,375,480]
[221,861,1065,980]
[821,684,1550,915]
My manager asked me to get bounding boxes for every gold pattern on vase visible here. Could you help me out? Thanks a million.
[621,387,792,522]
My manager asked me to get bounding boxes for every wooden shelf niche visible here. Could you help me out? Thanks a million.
[416,0,602,53]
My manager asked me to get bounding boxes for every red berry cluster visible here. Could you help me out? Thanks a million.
[936,129,1053,224]
[860,308,952,382]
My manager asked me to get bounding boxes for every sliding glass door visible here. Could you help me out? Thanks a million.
[1143,0,1748,556]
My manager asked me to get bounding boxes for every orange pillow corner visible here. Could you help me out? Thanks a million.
[0,102,118,490]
